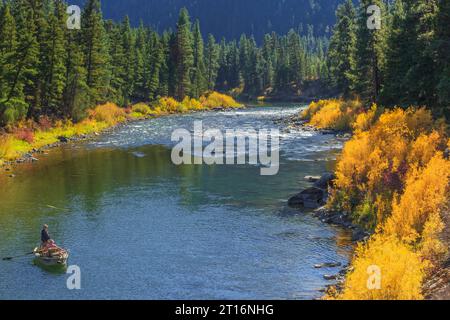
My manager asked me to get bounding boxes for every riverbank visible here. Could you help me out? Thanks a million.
[287,99,450,300]
[0,92,242,170]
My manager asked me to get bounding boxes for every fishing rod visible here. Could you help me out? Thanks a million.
[2,251,34,261]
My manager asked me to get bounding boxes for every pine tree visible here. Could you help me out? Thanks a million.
[82,0,110,104]
[0,2,22,124]
[133,21,147,102]
[0,3,17,99]
[227,41,241,89]
[120,15,136,105]
[262,34,276,89]
[404,0,439,108]
[275,36,290,91]
[216,38,229,90]
[5,0,39,121]
[205,34,219,91]
[40,0,67,116]
[435,0,450,118]
[328,0,357,97]
[106,21,126,104]
[64,19,89,120]
[287,29,303,85]
[158,31,171,98]
[353,0,388,103]
[147,32,164,100]
[190,20,207,98]
[174,8,193,99]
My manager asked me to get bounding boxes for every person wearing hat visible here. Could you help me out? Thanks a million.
[41,224,51,245]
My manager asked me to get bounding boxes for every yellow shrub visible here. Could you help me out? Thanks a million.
[304,99,363,131]
[131,103,153,116]
[331,107,443,228]
[407,131,445,168]
[321,100,449,300]
[419,211,447,265]
[89,103,126,126]
[156,97,181,113]
[200,91,242,109]
[384,154,449,252]
[301,99,329,120]
[0,135,17,160]
[352,104,378,134]
[336,233,426,300]
[309,101,345,129]
[181,97,204,111]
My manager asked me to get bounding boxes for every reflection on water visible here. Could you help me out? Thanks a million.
[0,105,352,300]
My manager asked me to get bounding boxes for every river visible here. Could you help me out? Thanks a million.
[0,104,352,300]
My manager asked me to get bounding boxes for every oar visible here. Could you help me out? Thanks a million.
[2,252,35,261]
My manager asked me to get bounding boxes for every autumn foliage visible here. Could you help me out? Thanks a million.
[0,93,242,164]
[200,91,242,109]
[305,99,450,300]
[334,233,427,300]
[301,99,364,131]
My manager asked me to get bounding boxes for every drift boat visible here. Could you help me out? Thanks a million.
[33,246,69,266]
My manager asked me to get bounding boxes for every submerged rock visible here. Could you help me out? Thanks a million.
[288,187,326,209]
[314,262,343,269]
[351,229,371,242]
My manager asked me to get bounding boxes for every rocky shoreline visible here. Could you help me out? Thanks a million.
[280,113,371,296]
[282,111,449,300]
[288,175,371,296]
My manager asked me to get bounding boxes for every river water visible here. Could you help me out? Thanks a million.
[0,104,352,300]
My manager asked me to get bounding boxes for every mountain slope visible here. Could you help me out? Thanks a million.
[73,0,341,40]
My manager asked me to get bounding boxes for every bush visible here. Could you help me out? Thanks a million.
[181,97,204,111]
[131,103,153,116]
[352,104,380,134]
[301,99,329,120]
[38,116,53,131]
[302,99,363,131]
[0,135,14,160]
[200,91,242,109]
[384,154,449,262]
[156,97,181,113]
[330,107,446,228]
[88,103,126,126]
[306,99,450,300]
[15,128,34,144]
[0,98,29,125]
[333,233,426,300]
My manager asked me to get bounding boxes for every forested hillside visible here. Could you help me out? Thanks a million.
[71,0,340,41]
[0,0,328,126]
[328,0,450,118]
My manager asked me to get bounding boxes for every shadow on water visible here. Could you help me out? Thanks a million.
[33,258,68,275]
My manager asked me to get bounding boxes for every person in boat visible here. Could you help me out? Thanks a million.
[40,224,64,256]
[41,224,52,245]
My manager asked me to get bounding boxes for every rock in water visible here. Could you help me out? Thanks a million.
[288,187,326,209]
[57,136,69,143]
[314,172,336,190]
[314,262,343,269]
